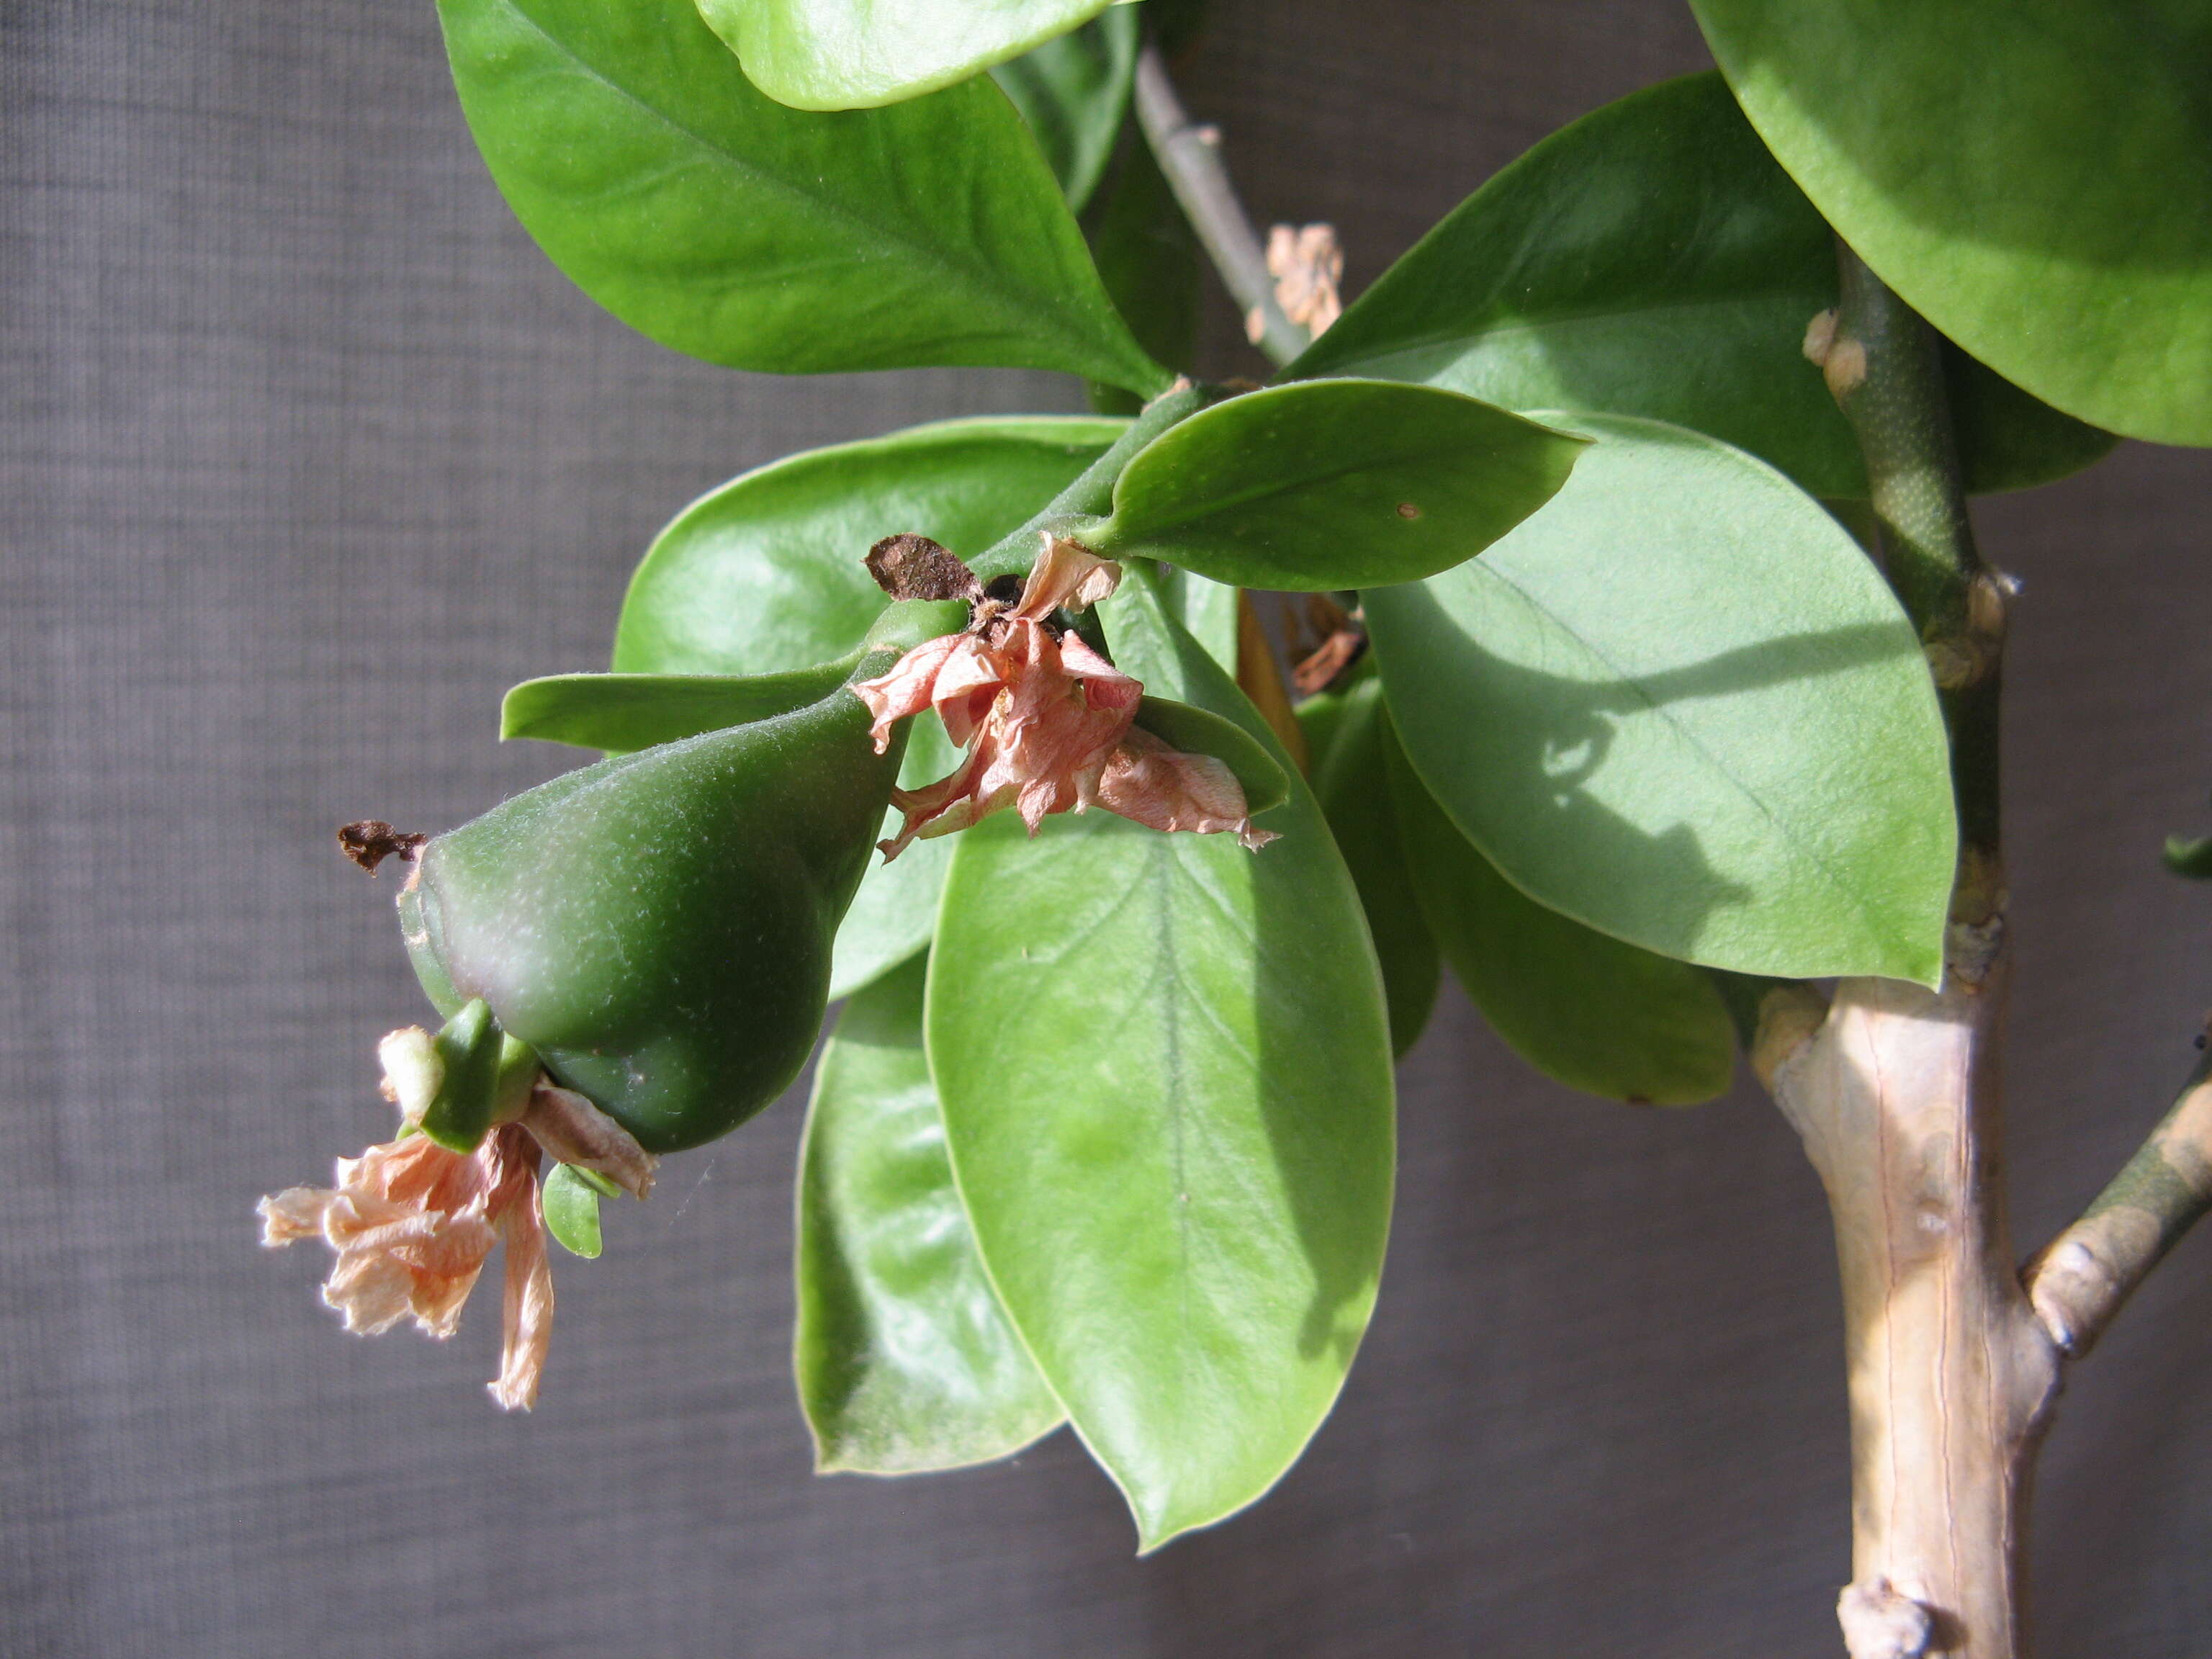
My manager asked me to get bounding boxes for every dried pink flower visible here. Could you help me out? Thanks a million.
[852,534,1277,856]
[259,1117,553,1408]
[253,1024,664,1411]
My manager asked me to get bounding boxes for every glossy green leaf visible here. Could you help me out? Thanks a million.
[1692,2,2212,447]
[992,5,1140,213]
[1132,695,1290,815]
[439,0,1166,391]
[1086,381,1586,591]
[500,662,856,750]
[1366,413,1954,985]
[796,955,1064,1473]
[701,0,1116,111]
[1382,720,1734,1103]
[1291,73,2114,498]
[1085,136,1202,416]
[541,1163,606,1259]
[1297,675,1438,1058]
[615,417,1125,678]
[930,564,1394,1550]
[1159,570,1238,674]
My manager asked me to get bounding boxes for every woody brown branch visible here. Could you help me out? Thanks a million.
[2025,1024,2212,1356]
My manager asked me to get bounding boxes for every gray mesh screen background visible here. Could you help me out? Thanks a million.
[7,1,2212,1653]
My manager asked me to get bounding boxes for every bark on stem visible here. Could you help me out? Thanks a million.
[2024,1028,2212,1356]
[1769,247,2058,1659]
[1132,45,1310,368]
[1758,956,2056,1659]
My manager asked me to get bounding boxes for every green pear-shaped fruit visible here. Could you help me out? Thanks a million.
[397,680,908,1153]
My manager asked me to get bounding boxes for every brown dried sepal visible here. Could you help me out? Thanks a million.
[1287,595,1368,696]
[338,819,426,875]
[866,533,984,605]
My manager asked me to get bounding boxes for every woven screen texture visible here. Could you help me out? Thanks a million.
[6,1,2212,1653]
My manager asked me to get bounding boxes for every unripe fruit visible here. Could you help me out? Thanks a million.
[399,683,905,1152]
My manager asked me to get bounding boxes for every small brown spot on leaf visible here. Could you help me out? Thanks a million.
[865,534,984,604]
[1395,502,1421,520]
[338,820,426,875]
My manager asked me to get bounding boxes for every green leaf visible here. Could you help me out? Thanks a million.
[1382,718,1735,1104]
[796,955,1064,1473]
[701,0,1117,112]
[541,1163,606,1259]
[1290,73,2115,498]
[929,564,1395,1550]
[500,662,857,750]
[1297,675,1438,1058]
[1365,413,1954,985]
[1691,3,2212,446]
[438,0,1168,392]
[1132,695,1290,816]
[992,4,1141,213]
[1159,570,1238,674]
[1086,381,1586,591]
[1085,137,1202,416]
[615,416,1125,677]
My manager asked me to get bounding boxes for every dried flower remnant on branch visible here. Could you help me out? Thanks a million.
[1262,223,1344,341]
[256,1025,657,1409]
[854,534,1277,857]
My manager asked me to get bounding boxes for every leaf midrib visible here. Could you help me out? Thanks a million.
[493,0,1128,371]
[1115,418,1557,546]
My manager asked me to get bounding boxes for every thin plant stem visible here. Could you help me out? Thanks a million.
[1131,45,1309,369]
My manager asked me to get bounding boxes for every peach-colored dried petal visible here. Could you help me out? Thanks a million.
[858,536,1277,861]
[1267,222,1344,337]
[257,1186,331,1246]
[487,1125,553,1411]
[1054,632,1141,708]
[852,632,964,754]
[880,740,1004,860]
[1097,727,1280,850]
[1015,533,1121,620]
[927,635,1007,747]
[259,1107,554,1404]
[521,1082,658,1200]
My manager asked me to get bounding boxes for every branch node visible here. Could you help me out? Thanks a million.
[1838,1578,1934,1659]
[1750,981,1830,1093]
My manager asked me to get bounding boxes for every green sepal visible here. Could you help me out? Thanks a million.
[501,660,859,752]
[420,999,506,1152]
[540,1163,606,1259]
[1131,694,1289,816]
[567,1165,624,1200]
[499,601,968,757]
